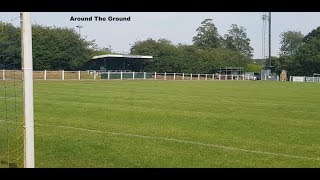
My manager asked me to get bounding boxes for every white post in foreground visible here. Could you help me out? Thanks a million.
[133,72,135,80]
[93,71,96,80]
[120,71,123,80]
[144,72,146,80]
[182,73,184,80]
[205,74,207,80]
[231,74,233,80]
[173,73,176,80]
[164,72,166,80]
[212,74,214,80]
[44,70,47,80]
[219,74,221,80]
[198,74,200,80]
[2,69,5,80]
[22,12,35,168]
[62,70,64,80]
[190,73,192,80]
[155,72,157,80]
[78,71,81,80]
[107,71,110,80]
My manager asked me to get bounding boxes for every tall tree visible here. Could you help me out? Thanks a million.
[192,19,222,49]
[0,22,105,70]
[223,24,253,58]
[294,27,320,75]
[130,38,251,73]
[245,63,262,73]
[279,31,304,56]
[32,25,94,70]
[0,22,21,70]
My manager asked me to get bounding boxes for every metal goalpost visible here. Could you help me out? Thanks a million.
[21,12,35,168]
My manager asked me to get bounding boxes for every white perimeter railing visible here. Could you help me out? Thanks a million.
[3,69,319,83]
[0,69,262,81]
[289,76,320,82]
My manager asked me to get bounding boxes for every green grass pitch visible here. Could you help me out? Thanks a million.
[3,80,320,167]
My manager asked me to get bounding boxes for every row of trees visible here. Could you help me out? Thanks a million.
[0,22,111,70]
[130,39,253,73]
[265,28,320,76]
[130,19,258,73]
[0,19,256,73]
[3,17,320,76]
[193,19,253,58]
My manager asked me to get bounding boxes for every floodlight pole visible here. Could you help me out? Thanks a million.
[21,12,35,168]
[76,25,83,38]
[268,12,272,69]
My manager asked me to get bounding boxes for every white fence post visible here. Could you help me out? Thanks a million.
[219,74,221,80]
[120,71,123,80]
[182,73,184,80]
[144,72,146,80]
[62,70,64,80]
[231,74,233,80]
[108,71,110,80]
[225,75,227,80]
[133,72,135,80]
[155,72,157,80]
[174,73,176,80]
[2,69,5,80]
[94,71,96,80]
[44,70,47,80]
[164,72,166,80]
[205,74,207,80]
[212,74,214,80]
[78,71,81,80]
[198,74,200,80]
[190,73,192,80]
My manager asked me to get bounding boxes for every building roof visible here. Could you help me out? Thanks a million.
[92,54,153,60]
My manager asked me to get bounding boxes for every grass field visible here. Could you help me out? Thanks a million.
[2,80,320,167]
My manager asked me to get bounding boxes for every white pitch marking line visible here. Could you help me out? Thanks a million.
[35,123,320,161]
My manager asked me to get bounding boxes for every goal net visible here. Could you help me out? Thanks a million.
[0,12,24,168]
[1,12,35,168]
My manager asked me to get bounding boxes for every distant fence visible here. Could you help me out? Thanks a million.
[1,70,258,81]
[290,76,320,82]
[3,70,320,83]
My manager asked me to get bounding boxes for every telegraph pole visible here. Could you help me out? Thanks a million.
[76,25,83,38]
[268,12,272,68]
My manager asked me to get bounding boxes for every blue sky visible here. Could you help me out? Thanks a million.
[1,12,320,59]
